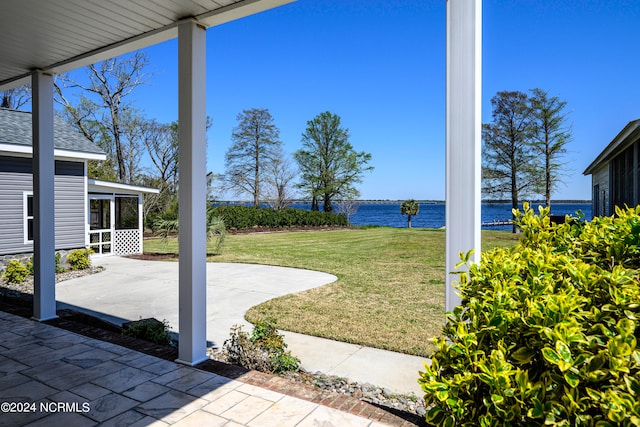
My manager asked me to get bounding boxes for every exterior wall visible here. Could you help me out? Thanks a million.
[54,160,86,249]
[591,164,610,217]
[0,155,86,255]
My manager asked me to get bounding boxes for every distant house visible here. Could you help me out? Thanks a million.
[583,119,640,217]
[0,108,158,262]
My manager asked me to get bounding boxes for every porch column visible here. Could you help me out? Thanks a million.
[32,70,57,321]
[176,19,208,365]
[445,0,482,313]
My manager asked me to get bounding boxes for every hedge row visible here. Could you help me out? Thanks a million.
[209,205,349,230]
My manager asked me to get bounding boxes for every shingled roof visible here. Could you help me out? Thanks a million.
[0,108,104,156]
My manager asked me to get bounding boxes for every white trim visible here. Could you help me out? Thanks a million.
[0,143,106,161]
[84,162,89,248]
[23,191,33,244]
[88,179,159,195]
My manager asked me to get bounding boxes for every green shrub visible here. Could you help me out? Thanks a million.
[153,210,226,254]
[25,253,65,275]
[55,252,65,273]
[3,260,30,284]
[419,204,640,426]
[223,319,300,374]
[66,248,92,271]
[122,318,173,346]
[210,205,348,230]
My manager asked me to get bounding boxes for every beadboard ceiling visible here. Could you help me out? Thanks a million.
[0,0,292,90]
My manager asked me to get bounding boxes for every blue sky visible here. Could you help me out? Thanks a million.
[108,0,639,201]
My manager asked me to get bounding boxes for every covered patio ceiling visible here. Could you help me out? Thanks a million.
[0,0,293,91]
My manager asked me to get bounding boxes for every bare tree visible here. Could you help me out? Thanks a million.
[336,197,361,222]
[265,149,297,210]
[141,120,179,190]
[55,52,150,183]
[1,85,31,109]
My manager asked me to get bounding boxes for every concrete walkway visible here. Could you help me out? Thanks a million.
[56,256,427,396]
[0,310,400,426]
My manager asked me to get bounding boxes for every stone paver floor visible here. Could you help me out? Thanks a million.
[0,311,412,426]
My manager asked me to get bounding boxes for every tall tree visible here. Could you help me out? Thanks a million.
[55,52,150,183]
[141,120,179,192]
[294,111,372,212]
[224,108,282,208]
[1,85,31,109]
[482,91,538,232]
[400,199,419,228]
[529,88,572,207]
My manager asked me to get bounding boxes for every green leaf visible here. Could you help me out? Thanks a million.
[555,341,573,362]
[564,370,580,388]
[491,394,504,405]
[512,347,535,364]
[541,347,560,364]
[443,415,456,427]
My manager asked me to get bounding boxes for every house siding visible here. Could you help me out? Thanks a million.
[0,156,85,255]
[591,164,610,217]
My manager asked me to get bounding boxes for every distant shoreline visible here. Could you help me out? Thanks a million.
[216,199,592,205]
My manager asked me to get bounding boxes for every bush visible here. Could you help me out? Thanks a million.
[66,248,92,271]
[223,319,300,374]
[210,205,349,230]
[153,211,226,255]
[3,259,30,284]
[55,252,65,273]
[122,318,173,346]
[419,204,640,426]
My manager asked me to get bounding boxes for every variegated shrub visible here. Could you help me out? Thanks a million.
[419,204,640,426]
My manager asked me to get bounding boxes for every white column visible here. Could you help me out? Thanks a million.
[445,0,482,313]
[32,70,57,321]
[176,19,208,366]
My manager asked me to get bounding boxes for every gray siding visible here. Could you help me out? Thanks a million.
[0,156,86,255]
[592,164,610,217]
[0,157,31,254]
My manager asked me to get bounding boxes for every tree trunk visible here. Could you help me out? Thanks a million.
[545,145,551,208]
[323,194,332,212]
[408,215,412,229]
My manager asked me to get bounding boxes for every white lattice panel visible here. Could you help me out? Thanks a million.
[114,230,141,255]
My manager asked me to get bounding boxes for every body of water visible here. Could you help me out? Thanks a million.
[290,202,592,230]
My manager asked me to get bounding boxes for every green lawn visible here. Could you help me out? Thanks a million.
[144,227,519,356]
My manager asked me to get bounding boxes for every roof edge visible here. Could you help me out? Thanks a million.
[0,143,106,160]
[583,119,640,175]
[88,179,160,194]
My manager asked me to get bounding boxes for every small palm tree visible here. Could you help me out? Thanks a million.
[400,199,420,228]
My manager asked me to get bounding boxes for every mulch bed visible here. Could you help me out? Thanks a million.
[0,291,424,426]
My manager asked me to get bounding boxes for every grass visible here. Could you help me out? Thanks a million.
[144,227,519,356]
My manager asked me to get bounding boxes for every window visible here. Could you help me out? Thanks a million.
[90,199,110,230]
[115,197,138,230]
[24,192,33,243]
[611,142,637,210]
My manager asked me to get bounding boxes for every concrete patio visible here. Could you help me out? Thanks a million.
[0,310,420,426]
[55,256,427,397]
